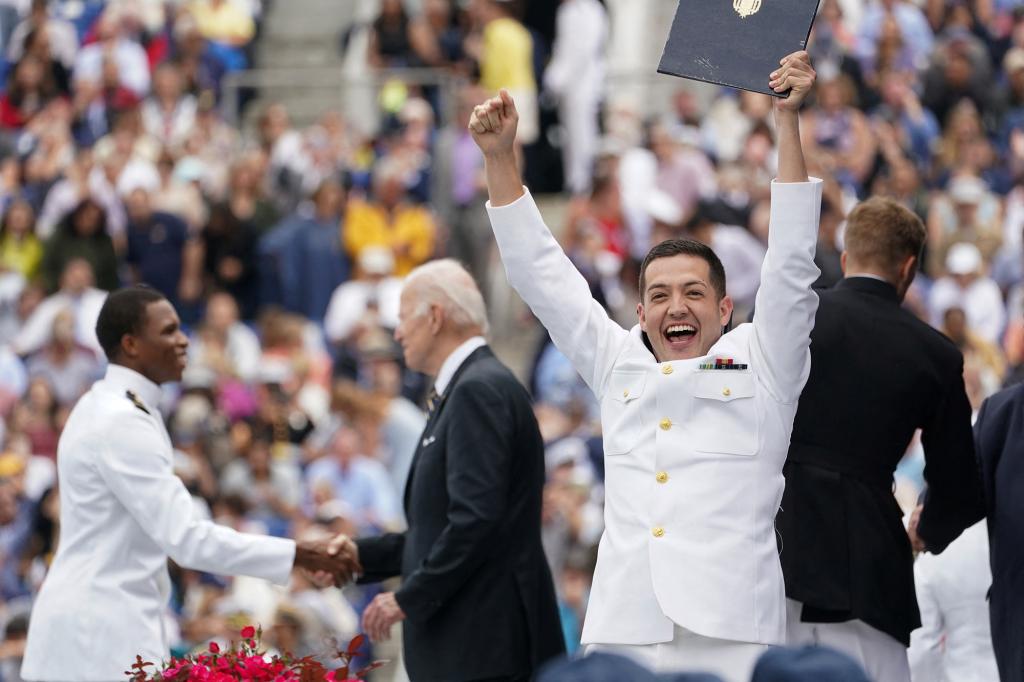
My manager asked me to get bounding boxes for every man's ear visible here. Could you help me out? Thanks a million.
[120,333,138,359]
[718,294,734,327]
[637,302,647,333]
[900,254,918,282]
[840,251,848,275]
[428,304,444,334]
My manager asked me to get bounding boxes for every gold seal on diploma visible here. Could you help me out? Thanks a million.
[733,0,762,18]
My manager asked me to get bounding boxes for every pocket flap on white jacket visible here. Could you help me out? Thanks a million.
[608,370,647,403]
[691,371,755,402]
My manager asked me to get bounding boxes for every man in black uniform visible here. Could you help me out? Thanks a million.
[777,197,985,682]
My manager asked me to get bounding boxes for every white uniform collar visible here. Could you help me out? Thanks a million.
[434,336,486,396]
[104,364,164,411]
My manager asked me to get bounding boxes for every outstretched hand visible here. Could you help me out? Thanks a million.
[469,89,519,157]
[294,533,361,587]
[770,51,816,113]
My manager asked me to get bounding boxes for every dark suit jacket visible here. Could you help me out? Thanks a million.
[777,277,985,645]
[973,384,1024,682]
[356,346,565,681]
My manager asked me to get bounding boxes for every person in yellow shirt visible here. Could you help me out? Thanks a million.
[471,0,539,144]
[345,159,436,277]
[188,0,255,47]
[0,199,43,281]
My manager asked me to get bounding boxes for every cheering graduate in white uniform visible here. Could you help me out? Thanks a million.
[472,53,821,682]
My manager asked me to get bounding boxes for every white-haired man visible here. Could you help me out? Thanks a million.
[338,259,565,681]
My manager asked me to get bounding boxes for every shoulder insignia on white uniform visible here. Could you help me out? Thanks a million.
[126,390,150,414]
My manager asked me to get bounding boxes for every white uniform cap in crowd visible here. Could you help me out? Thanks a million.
[645,188,683,226]
[946,242,983,275]
[948,175,988,205]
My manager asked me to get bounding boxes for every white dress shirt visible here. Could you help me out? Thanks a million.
[22,365,295,681]
[435,336,487,395]
[908,522,999,682]
[487,182,822,647]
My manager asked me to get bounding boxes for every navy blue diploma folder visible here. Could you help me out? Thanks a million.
[657,0,820,97]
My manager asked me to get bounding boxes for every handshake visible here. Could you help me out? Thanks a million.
[293,534,361,586]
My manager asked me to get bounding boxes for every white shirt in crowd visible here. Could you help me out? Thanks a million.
[73,36,151,96]
[36,166,127,241]
[13,287,108,357]
[141,95,199,150]
[6,13,78,67]
[908,521,999,682]
[710,224,766,313]
[188,321,262,384]
[323,277,403,345]
[929,275,1006,344]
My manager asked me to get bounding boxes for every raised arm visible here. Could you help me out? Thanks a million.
[772,53,811,184]
[472,92,628,393]
[750,51,823,403]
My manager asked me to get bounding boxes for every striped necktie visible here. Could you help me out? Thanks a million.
[426,386,440,415]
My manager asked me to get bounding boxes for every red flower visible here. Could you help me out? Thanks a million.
[240,626,256,639]
[209,641,220,654]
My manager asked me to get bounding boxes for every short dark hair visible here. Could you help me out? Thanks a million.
[639,239,727,300]
[844,197,926,279]
[95,286,167,361]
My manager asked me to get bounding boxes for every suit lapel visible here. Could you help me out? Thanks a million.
[402,346,492,511]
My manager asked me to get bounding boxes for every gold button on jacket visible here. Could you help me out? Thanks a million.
[661,364,674,375]
[652,527,665,538]
[659,418,672,431]
[656,472,669,484]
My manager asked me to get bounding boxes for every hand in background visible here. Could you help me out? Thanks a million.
[362,592,406,642]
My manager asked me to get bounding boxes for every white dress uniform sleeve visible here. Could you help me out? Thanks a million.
[488,189,628,396]
[749,179,822,403]
[95,410,296,584]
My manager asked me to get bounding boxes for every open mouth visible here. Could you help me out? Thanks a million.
[663,323,698,350]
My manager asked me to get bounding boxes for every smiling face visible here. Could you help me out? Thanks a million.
[638,254,733,362]
[129,299,190,384]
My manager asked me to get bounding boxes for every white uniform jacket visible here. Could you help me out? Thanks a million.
[487,180,822,647]
[22,365,296,681]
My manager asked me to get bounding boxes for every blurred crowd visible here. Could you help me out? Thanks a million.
[2,0,1024,677]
